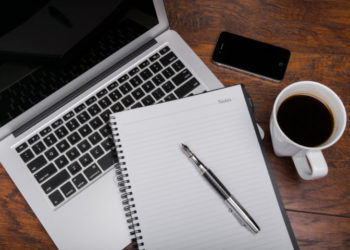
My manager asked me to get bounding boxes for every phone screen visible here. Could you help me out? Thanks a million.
[212,32,290,81]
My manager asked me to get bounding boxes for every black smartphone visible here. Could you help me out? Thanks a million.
[212,32,290,81]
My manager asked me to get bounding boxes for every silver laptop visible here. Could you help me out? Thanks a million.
[0,0,222,248]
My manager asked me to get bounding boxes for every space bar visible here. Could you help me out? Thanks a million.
[98,151,119,171]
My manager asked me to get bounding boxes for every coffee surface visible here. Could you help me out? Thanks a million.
[277,95,334,147]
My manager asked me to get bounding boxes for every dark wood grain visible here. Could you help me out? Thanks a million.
[1,0,350,249]
[288,211,350,249]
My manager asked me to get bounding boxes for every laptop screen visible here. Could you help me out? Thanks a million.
[0,0,158,127]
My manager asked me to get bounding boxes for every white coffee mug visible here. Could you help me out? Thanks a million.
[270,81,347,180]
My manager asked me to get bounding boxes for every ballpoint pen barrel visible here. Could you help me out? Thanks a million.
[203,168,231,199]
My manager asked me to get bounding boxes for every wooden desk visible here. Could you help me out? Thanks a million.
[1,0,349,249]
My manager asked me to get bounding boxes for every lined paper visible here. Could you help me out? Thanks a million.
[110,85,295,250]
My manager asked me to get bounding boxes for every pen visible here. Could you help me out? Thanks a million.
[181,144,260,234]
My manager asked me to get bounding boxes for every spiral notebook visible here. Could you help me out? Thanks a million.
[110,85,298,250]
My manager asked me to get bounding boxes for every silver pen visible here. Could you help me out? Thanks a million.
[181,144,260,234]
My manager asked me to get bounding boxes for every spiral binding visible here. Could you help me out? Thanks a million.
[110,117,144,249]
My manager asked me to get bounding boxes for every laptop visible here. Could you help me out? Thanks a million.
[0,0,223,248]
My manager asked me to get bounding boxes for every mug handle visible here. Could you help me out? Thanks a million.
[292,150,328,180]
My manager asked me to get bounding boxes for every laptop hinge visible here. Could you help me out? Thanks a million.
[13,39,157,137]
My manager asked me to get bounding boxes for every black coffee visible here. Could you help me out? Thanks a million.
[277,94,334,147]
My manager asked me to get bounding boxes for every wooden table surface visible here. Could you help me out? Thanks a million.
[1,0,349,249]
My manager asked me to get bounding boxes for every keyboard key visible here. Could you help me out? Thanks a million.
[72,174,88,189]
[87,104,101,117]
[34,163,57,183]
[68,162,82,175]
[160,52,177,67]
[99,125,111,137]
[63,111,74,121]
[172,60,185,72]
[128,67,139,76]
[54,155,69,169]
[139,60,150,69]
[43,134,58,147]
[111,102,124,113]
[162,67,175,78]
[107,81,118,91]
[162,81,175,93]
[60,182,76,198]
[85,96,97,106]
[79,153,93,167]
[77,111,91,124]
[141,95,155,106]
[74,104,86,114]
[48,190,65,206]
[27,155,47,172]
[16,142,28,153]
[67,132,82,145]
[40,127,52,137]
[142,81,155,93]
[90,145,104,159]
[88,132,102,145]
[98,151,118,171]
[109,89,122,102]
[66,148,80,161]
[121,95,135,108]
[172,69,192,86]
[56,139,70,153]
[45,147,59,161]
[98,96,112,109]
[150,53,160,61]
[117,74,129,83]
[32,141,46,154]
[28,135,40,145]
[100,109,111,122]
[84,164,102,181]
[101,138,114,152]
[119,82,132,95]
[164,93,177,102]
[140,69,153,81]
[174,77,200,98]
[42,170,70,194]
[77,140,91,153]
[151,88,165,100]
[66,118,79,131]
[129,75,143,87]
[78,124,92,137]
[131,103,142,109]
[52,119,63,129]
[152,74,165,86]
[55,126,69,139]
[131,88,145,100]
[150,62,163,73]
[96,89,107,98]
[89,117,103,129]
[159,46,170,55]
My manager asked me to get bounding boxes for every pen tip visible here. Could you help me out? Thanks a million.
[181,144,193,157]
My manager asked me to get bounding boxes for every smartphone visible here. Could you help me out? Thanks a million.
[212,32,290,81]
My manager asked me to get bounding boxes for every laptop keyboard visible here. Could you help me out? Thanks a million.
[15,46,203,207]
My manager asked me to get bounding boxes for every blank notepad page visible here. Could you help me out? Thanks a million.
[110,85,296,250]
